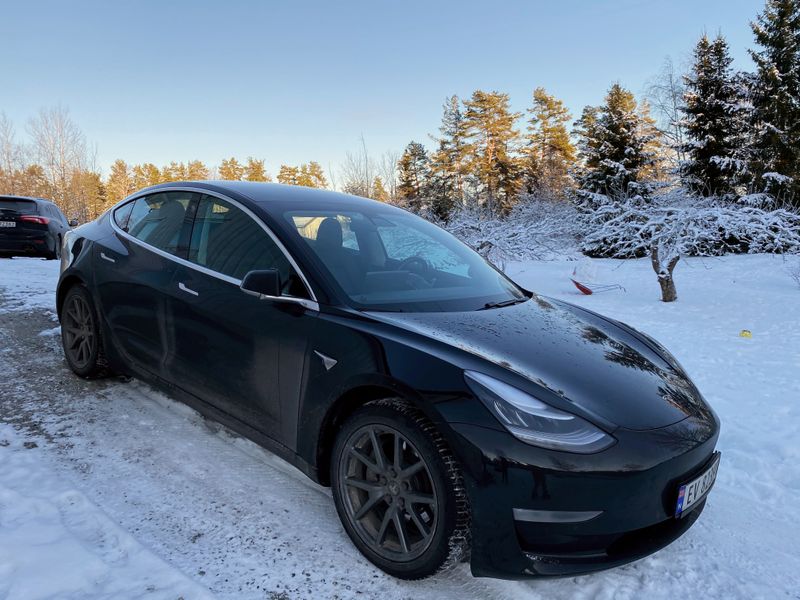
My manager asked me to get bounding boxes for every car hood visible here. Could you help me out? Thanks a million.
[367,296,710,431]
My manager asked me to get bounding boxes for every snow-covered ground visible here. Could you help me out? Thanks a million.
[0,255,798,599]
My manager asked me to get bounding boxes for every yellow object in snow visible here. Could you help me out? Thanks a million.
[739,330,752,338]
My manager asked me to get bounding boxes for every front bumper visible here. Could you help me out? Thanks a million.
[445,414,720,579]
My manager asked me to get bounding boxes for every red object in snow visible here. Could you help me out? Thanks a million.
[571,279,594,295]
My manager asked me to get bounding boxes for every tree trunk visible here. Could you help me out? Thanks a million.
[651,246,680,302]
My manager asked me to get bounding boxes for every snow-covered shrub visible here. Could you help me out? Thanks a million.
[581,191,800,301]
[582,192,800,259]
[445,195,582,266]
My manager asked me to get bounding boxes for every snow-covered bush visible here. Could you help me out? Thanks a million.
[581,191,800,301]
[445,195,582,267]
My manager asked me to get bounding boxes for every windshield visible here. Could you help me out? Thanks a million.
[283,207,526,312]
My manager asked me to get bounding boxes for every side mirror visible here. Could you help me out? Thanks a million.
[241,269,281,298]
[69,219,78,227]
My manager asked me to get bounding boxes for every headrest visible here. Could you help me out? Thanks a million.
[316,217,343,250]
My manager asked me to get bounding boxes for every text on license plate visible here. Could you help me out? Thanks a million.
[0,221,15,228]
[675,452,720,518]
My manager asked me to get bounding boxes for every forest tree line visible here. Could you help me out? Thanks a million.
[1,0,798,223]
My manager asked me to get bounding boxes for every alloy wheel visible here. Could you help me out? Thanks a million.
[62,294,96,369]
[338,424,438,562]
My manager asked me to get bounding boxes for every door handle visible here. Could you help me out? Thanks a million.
[178,282,199,296]
[100,252,116,264]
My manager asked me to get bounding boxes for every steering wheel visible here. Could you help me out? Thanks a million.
[398,255,430,278]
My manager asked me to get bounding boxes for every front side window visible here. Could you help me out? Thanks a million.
[125,192,196,255]
[189,195,308,297]
[284,207,525,312]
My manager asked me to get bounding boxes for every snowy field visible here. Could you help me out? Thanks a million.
[0,255,798,600]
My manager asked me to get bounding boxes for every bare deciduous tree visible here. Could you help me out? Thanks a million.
[0,112,27,193]
[339,135,375,197]
[645,57,687,171]
[27,106,88,216]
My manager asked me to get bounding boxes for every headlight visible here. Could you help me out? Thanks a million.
[464,371,615,454]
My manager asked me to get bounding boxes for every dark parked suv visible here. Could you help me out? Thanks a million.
[0,195,76,259]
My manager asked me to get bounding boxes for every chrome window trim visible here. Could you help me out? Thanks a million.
[107,186,319,311]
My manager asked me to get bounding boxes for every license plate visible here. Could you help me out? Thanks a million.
[675,452,720,518]
[0,221,15,228]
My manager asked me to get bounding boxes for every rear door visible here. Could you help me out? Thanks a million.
[94,191,198,376]
[166,193,317,445]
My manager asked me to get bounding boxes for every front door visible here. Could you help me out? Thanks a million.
[166,193,316,446]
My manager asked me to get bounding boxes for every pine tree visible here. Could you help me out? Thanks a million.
[523,87,576,197]
[371,176,389,201]
[161,161,187,182]
[429,95,468,206]
[297,161,327,188]
[218,157,245,180]
[462,90,521,214]
[397,141,430,208]
[574,84,662,201]
[244,157,270,182]
[187,160,209,180]
[277,165,300,185]
[131,163,162,189]
[106,159,135,203]
[748,0,800,201]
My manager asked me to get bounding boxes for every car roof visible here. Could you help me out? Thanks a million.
[135,181,396,213]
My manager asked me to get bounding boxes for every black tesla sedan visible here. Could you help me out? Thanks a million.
[56,182,720,580]
[0,195,76,259]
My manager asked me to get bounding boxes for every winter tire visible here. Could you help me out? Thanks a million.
[331,399,470,579]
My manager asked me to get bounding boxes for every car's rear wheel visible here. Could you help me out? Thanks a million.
[61,285,108,378]
[331,399,470,579]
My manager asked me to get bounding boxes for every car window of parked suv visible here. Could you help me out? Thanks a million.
[189,195,309,298]
[125,192,196,255]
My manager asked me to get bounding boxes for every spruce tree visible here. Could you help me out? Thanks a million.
[429,96,468,207]
[748,0,800,201]
[681,34,747,197]
[397,141,430,208]
[523,87,576,197]
[574,84,662,201]
[462,90,521,214]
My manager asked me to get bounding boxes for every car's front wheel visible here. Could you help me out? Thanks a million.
[331,399,470,579]
[61,285,108,378]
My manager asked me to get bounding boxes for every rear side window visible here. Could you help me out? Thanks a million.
[125,192,198,256]
[188,195,308,297]
[0,199,38,215]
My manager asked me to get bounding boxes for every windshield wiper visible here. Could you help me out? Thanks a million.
[478,297,528,311]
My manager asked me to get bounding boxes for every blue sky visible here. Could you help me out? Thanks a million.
[2,0,761,176]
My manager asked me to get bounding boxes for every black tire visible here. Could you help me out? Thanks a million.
[60,284,109,378]
[331,399,470,579]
